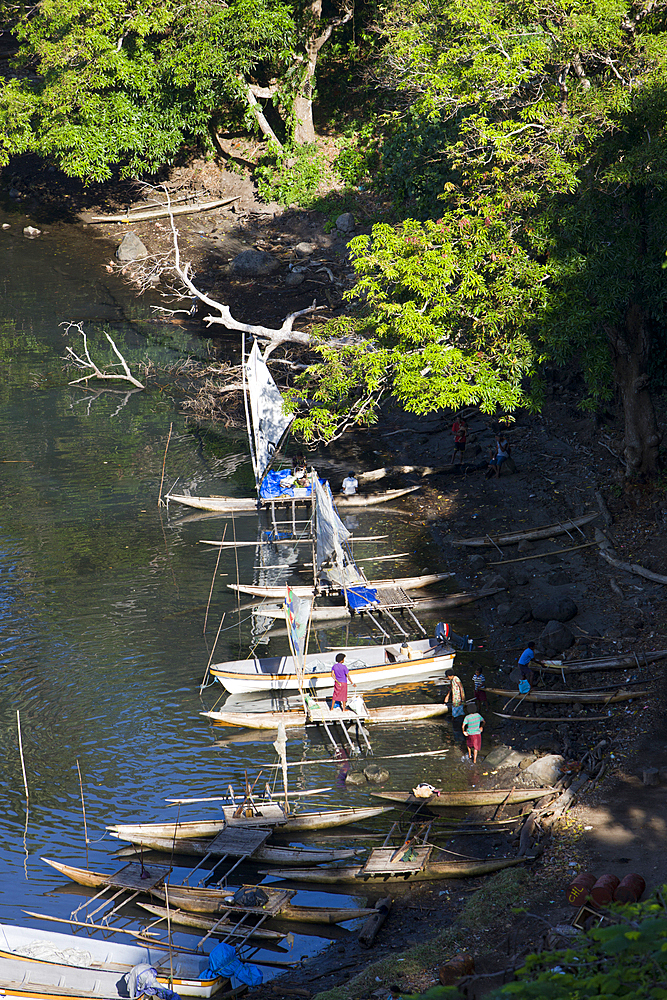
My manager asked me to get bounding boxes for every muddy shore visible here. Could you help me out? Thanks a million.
[4,154,667,999]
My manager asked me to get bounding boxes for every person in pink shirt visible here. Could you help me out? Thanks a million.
[331,653,350,709]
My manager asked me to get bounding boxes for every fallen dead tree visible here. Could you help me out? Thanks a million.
[596,527,667,585]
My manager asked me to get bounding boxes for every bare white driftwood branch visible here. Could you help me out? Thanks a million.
[162,190,321,357]
[62,322,145,389]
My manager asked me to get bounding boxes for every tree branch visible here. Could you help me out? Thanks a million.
[62,323,145,389]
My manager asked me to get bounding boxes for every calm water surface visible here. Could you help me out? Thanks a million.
[0,203,485,969]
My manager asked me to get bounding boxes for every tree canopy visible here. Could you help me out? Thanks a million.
[0,0,350,179]
[293,0,667,473]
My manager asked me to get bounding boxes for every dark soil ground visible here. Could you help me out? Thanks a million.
[4,152,667,999]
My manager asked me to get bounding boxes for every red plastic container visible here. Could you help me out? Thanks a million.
[566,872,596,906]
[614,874,646,903]
[591,874,620,905]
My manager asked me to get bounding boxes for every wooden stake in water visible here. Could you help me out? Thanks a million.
[158,422,173,507]
[17,711,29,804]
[17,710,30,878]
[76,760,89,869]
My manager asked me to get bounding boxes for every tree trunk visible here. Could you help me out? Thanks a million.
[292,1,351,145]
[606,300,661,477]
[293,87,316,144]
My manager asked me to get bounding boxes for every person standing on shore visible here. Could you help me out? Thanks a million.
[518,646,542,684]
[444,669,466,736]
[462,710,485,763]
[472,668,487,709]
[451,415,468,465]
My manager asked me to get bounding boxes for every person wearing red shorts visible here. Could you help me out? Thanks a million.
[462,710,485,764]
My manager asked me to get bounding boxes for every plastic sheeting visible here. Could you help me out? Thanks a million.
[202,943,262,988]
[125,964,180,1000]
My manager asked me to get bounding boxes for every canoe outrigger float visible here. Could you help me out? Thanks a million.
[370,788,555,809]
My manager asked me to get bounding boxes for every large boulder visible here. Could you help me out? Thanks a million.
[531,597,578,622]
[484,745,531,769]
[521,754,565,786]
[539,619,575,655]
[116,232,147,261]
[496,598,532,626]
[229,250,279,276]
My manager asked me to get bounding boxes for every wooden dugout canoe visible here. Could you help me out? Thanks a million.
[139,902,373,931]
[40,861,284,944]
[153,884,294,918]
[485,687,648,704]
[251,588,504,624]
[370,788,555,809]
[259,857,527,884]
[540,650,667,673]
[494,712,610,723]
[166,486,419,513]
[114,839,360,864]
[202,702,449,730]
[451,513,598,547]
[150,886,373,924]
[107,806,394,842]
[227,572,453,599]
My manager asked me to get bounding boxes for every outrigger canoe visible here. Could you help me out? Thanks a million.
[539,650,667,673]
[150,885,374,925]
[451,513,598,547]
[370,788,555,809]
[0,923,227,998]
[106,806,394,841]
[115,839,360,864]
[486,687,648,703]
[166,486,419,513]
[227,572,453,600]
[202,702,449,730]
[259,857,527,884]
[140,902,375,929]
[209,635,455,695]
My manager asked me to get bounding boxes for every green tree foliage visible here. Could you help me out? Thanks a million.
[488,892,667,999]
[0,0,351,179]
[297,1,667,471]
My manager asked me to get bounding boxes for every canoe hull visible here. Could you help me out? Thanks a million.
[203,703,450,730]
[114,839,359,864]
[167,487,419,513]
[486,687,648,704]
[452,513,598,547]
[260,857,526,884]
[0,924,224,998]
[371,788,554,809]
[541,650,667,673]
[228,572,452,599]
[210,636,455,694]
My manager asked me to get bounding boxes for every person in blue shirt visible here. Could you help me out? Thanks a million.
[518,646,542,683]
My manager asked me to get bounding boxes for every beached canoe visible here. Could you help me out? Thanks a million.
[539,650,667,673]
[252,588,504,623]
[494,712,610,723]
[107,806,394,843]
[0,922,226,998]
[227,572,453,600]
[202,702,449,730]
[114,839,360,864]
[167,486,419,514]
[259,857,527,884]
[451,513,598,547]
[153,884,294,918]
[486,687,648,704]
[370,788,555,809]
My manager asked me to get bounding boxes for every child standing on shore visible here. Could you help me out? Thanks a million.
[472,668,487,709]
[462,710,485,764]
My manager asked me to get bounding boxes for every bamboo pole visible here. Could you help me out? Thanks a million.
[488,540,596,565]
[158,422,173,507]
[76,760,89,869]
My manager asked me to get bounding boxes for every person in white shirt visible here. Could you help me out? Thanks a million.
[341,472,358,496]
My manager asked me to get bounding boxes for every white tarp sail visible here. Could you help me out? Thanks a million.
[314,476,366,588]
[246,341,294,489]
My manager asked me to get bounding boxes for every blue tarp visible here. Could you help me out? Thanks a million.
[202,943,262,988]
[259,469,327,500]
[346,586,379,610]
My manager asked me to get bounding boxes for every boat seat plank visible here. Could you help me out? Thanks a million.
[206,828,271,855]
[360,846,432,875]
[105,862,171,890]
